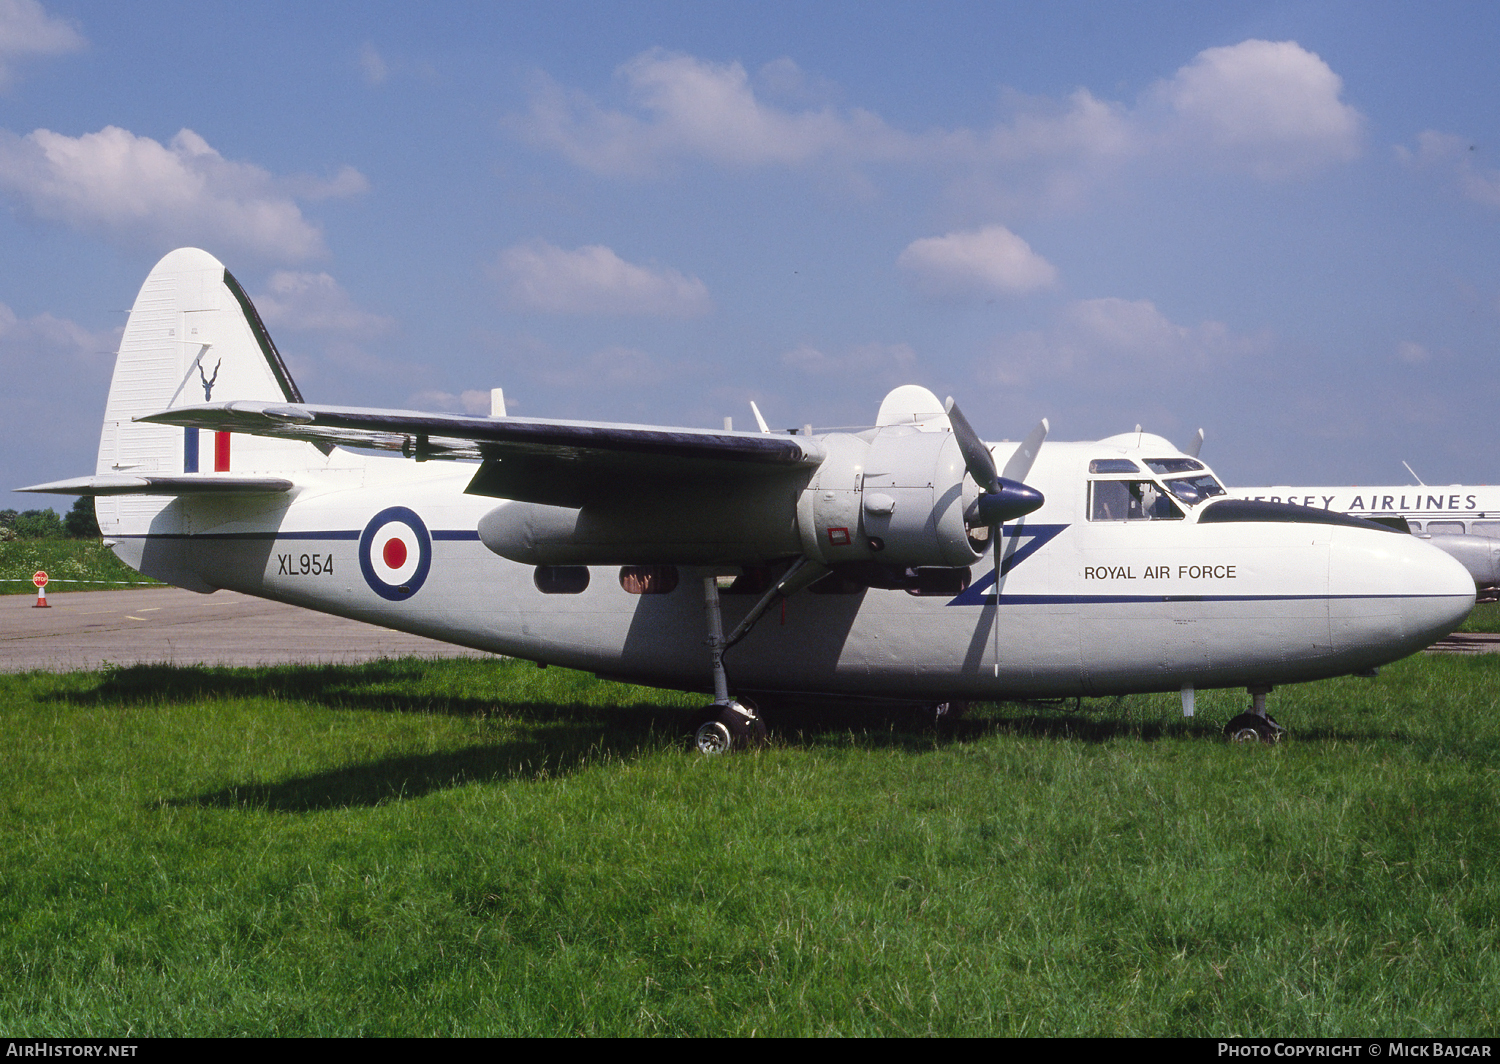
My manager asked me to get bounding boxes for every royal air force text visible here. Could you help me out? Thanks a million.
[1084,565,1236,580]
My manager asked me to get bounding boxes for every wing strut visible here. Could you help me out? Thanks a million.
[722,556,829,652]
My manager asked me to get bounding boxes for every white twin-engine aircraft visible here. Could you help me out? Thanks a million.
[20,249,1477,749]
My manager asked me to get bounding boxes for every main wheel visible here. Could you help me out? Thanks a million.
[1223,712,1281,744]
[689,702,766,754]
[693,716,735,754]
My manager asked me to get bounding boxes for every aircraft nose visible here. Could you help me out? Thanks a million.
[1328,528,1475,659]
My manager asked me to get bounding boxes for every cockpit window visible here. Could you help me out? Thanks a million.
[1162,474,1227,507]
[1089,458,1140,474]
[1090,480,1184,521]
[1144,458,1205,475]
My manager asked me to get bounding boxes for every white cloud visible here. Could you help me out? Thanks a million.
[358,41,387,86]
[1397,130,1500,208]
[254,271,395,337]
[0,126,366,259]
[516,49,919,177]
[516,40,1362,196]
[408,388,493,415]
[0,301,114,368]
[493,239,712,317]
[897,225,1058,299]
[1152,39,1363,178]
[527,344,679,390]
[781,341,918,381]
[1397,340,1433,366]
[1,301,119,491]
[984,297,1265,386]
[0,0,84,89]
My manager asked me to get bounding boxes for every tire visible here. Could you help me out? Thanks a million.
[689,702,766,754]
[1223,712,1281,744]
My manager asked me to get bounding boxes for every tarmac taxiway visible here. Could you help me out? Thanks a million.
[0,587,486,672]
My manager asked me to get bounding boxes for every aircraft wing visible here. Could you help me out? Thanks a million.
[140,401,827,507]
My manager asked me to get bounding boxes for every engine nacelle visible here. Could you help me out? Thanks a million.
[478,424,983,570]
[797,428,982,569]
[478,474,808,565]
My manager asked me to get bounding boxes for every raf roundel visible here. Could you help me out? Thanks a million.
[359,506,432,600]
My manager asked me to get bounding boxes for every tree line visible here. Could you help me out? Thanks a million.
[0,498,100,541]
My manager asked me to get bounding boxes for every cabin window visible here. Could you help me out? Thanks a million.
[1427,521,1465,536]
[533,565,590,594]
[1090,480,1184,522]
[1144,458,1205,475]
[1089,458,1139,474]
[620,565,679,594]
[1162,474,1226,507]
[1473,521,1500,537]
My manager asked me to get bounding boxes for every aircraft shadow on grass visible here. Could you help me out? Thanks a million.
[49,662,1378,812]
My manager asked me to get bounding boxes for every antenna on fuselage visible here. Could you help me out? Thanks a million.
[1402,461,1426,486]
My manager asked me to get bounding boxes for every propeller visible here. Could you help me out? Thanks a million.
[945,399,1047,676]
[944,399,1046,527]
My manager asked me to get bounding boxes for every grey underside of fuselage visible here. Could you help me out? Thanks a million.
[112,533,1445,703]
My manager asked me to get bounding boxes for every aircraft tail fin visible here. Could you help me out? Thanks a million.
[92,247,333,536]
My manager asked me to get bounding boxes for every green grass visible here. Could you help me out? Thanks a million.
[2,655,1498,1036]
[1457,601,1500,633]
[0,539,161,593]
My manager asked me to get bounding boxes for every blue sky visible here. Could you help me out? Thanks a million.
[4,1,1500,512]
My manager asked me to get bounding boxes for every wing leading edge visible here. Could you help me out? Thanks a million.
[139,401,827,507]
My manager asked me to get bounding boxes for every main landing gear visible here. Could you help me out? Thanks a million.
[686,562,830,755]
[690,575,765,755]
[1223,683,1286,744]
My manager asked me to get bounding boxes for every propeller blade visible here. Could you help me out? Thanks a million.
[1184,428,1204,459]
[944,398,999,491]
[1001,418,1049,482]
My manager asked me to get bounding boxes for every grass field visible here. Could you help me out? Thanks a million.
[0,540,160,594]
[2,652,1498,1036]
